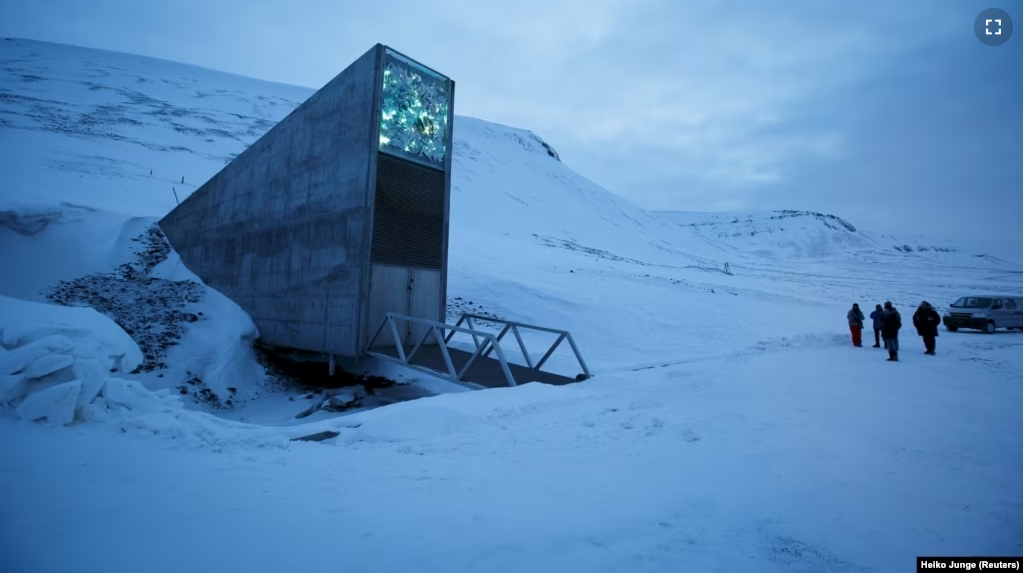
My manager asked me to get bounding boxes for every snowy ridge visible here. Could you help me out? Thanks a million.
[656,209,1013,264]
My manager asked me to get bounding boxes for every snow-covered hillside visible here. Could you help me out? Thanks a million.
[0,38,1020,573]
[0,38,310,216]
[656,209,1012,264]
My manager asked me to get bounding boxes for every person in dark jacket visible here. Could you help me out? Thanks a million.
[913,301,941,355]
[881,301,902,362]
[869,304,884,348]
[846,303,865,347]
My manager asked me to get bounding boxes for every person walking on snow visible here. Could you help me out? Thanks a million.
[913,301,941,355]
[869,304,885,348]
[881,301,902,362]
[847,303,865,347]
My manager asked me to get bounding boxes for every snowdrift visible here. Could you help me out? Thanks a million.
[0,198,266,411]
[0,294,338,448]
[0,295,142,422]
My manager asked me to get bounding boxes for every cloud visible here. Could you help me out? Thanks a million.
[440,1,932,202]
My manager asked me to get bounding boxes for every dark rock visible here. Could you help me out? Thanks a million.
[290,430,340,443]
[44,224,203,375]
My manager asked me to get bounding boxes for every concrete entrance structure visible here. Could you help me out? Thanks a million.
[159,44,455,361]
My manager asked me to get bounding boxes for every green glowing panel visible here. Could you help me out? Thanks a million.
[379,50,450,167]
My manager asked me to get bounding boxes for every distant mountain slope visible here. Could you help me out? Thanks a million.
[656,209,1012,265]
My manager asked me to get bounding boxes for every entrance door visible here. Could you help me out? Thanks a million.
[367,264,412,349]
[408,268,442,344]
[366,265,443,349]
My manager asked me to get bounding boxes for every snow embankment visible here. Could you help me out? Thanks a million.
[0,296,213,438]
[0,294,308,448]
[0,199,66,236]
[0,294,143,422]
[0,197,267,408]
[151,247,267,406]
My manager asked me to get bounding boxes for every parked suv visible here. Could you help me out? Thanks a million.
[942,295,1024,333]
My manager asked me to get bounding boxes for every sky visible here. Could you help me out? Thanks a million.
[1,0,1021,255]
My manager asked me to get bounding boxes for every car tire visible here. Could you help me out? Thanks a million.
[984,321,996,334]
[946,325,958,332]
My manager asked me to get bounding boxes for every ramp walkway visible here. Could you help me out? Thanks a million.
[365,313,591,389]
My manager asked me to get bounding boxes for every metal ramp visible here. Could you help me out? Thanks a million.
[365,313,592,389]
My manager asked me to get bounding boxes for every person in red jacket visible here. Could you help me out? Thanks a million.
[846,303,865,347]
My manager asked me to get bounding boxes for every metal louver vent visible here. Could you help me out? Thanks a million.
[370,151,446,269]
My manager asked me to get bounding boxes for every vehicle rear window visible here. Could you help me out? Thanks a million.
[951,297,993,309]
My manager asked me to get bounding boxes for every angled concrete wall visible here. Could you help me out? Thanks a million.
[160,45,383,357]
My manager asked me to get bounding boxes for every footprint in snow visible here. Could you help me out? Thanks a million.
[396,445,425,456]
[644,418,665,435]
[681,428,700,442]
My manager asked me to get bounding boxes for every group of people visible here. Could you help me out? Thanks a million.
[846,301,941,361]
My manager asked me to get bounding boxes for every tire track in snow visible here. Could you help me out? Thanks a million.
[595,332,849,377]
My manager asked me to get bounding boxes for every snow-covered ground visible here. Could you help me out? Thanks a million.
[0,38,1021,572]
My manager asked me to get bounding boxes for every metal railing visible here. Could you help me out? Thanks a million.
[448,313,591,379]
[364,312,591,388]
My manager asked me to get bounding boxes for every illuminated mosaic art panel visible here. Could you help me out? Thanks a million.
[379,50,450,167]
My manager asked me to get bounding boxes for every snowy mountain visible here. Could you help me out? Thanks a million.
[0,38,1020,573]
[656,209,1012,264]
